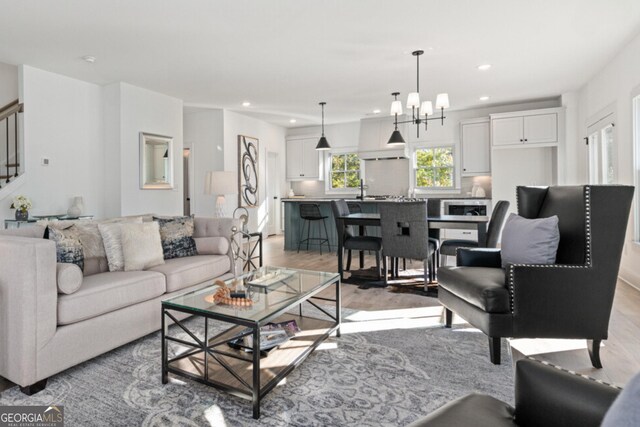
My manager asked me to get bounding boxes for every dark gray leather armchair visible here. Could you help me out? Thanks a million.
[408,358,621,427]
[438,185,634,366]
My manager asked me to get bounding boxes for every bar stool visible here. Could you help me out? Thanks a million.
[297,203,331,254]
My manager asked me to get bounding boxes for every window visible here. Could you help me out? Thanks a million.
[587,110,616,185]
[413,146,455,189]
[329,152,361,189]
[634,95,640,241]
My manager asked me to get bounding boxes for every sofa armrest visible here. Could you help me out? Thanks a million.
[193,217,242,276]
[515,358,619,427]
[0,236,58,386]
[456,248,502,268]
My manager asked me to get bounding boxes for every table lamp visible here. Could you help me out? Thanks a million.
[205,171,238,217]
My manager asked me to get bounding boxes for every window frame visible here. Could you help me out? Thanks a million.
[324,148,365,194]
[409,141,461,194]
[632,91,640,242]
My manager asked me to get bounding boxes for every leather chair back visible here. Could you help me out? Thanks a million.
[379,201,430,260]
[330,200,355,238]
[486,200,510,248]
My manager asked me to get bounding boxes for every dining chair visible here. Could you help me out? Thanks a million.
[439,200,510,266]
[330,200,384,278]
[379,201,437,290]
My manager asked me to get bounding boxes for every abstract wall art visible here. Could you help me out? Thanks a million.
[238,135,259,207]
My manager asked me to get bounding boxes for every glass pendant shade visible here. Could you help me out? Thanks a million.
[406,92,420,108]
[420,101,433,116]
[387,129,406,145]
[390,100,403,116]
[315,136,330,150]
[435,93,450,109]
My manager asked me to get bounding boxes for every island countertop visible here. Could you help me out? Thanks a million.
[281,196,490,203]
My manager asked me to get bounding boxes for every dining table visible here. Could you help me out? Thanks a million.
[336,213,490,280]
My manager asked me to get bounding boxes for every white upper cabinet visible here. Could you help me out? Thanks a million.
[461,118,491,175]
[286,137,321,181]
[491,108,560,147]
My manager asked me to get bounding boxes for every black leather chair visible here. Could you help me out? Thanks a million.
[438,185,634,367]
[408,358,621,427]
[439,200,510,265]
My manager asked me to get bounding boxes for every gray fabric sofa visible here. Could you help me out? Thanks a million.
[0,216,240,394]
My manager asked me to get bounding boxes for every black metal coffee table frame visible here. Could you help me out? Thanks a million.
[161,274,340,419]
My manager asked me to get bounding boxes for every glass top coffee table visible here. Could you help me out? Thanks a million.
[161,266,341,419]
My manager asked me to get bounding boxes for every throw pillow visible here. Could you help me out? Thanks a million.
[98,217,143,272]
[500,213,560,268]
[195,236,230,255]
[602,372,640,427]
[56,263,83,294]
[42,220,109,276]
[120,222,165,271]
[48,226,84,271]
[154,216,197,259]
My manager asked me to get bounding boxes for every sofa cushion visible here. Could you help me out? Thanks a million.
[437,267,510,313]
[121,222,165,271]
[155,216,198,260]
[195,236,230,255]
[147,255,230,292]
[48,226,84,271]
[56,263,83,294]
[57,271,166,325]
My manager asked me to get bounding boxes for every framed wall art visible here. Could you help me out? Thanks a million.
[238,135,259,207]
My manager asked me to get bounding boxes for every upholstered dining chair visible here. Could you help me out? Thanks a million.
[330,200,384,278]
[437,185,634,367]
[439,200,510,265]
[379,201,437,289]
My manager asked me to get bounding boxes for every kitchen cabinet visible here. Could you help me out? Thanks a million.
[286,138,322,180]
[357,117,409,159]
[460,118,490,175]
[491,109,559,147]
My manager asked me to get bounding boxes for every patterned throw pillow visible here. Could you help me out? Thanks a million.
[48,226,84,271]
[154,216,197,260]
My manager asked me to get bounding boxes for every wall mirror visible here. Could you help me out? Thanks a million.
[140,132,173,189]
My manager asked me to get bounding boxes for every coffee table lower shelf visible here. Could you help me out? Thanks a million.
[163,313,338,418]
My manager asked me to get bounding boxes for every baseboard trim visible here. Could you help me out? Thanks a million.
[618,275,640,292]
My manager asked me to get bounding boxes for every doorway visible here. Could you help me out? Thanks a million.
[266,152,280,236]
[183,148,191,216]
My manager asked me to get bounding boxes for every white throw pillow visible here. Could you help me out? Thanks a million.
[121,222,165,271]
[98,218,142,271]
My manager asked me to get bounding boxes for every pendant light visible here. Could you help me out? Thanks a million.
[388,92,406,145]
[388,50,450,140]
[315,102,331,150]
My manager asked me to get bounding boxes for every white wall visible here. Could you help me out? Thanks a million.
[0,65,105,221]
[572,30,640,288]
[103,82,184,217]
[183,108,224,217]
[223,110,287,233]
[0,62,18,107]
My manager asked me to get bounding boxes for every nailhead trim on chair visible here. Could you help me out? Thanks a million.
[508,186,593,314]
[525,356,622,389]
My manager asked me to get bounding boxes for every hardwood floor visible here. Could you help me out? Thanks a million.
[264,234,640,386]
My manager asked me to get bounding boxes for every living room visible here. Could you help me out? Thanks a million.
[1,1,640,426]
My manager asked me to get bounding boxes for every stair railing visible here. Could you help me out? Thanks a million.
[0,99,24,187]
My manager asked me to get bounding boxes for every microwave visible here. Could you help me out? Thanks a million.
[442,199,492,217]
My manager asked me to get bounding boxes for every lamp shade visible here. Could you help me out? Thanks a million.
[205,171,238,195]
[406,92,420,108]
[315,136,331,150]
[387,130,406,145]
[435,93,450,109]
[390,100,403,116]
[420,101,433,116]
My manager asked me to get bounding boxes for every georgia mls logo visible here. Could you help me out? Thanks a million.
[0,405,64,427]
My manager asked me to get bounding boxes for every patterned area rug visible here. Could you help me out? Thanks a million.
[0,308,514,426]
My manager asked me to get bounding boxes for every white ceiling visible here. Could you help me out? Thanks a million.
[1,0,639,127]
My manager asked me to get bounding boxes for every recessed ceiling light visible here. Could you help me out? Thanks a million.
[479,96,490,101]
[289,119,297,123]
[242,101,251,107]
[373,109,381,114]
[477,64,491,71]
[82,55,96,63]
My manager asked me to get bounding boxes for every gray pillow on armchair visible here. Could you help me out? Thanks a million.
[500,213,560,268]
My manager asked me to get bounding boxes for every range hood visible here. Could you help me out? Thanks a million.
[357,117,409,160]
